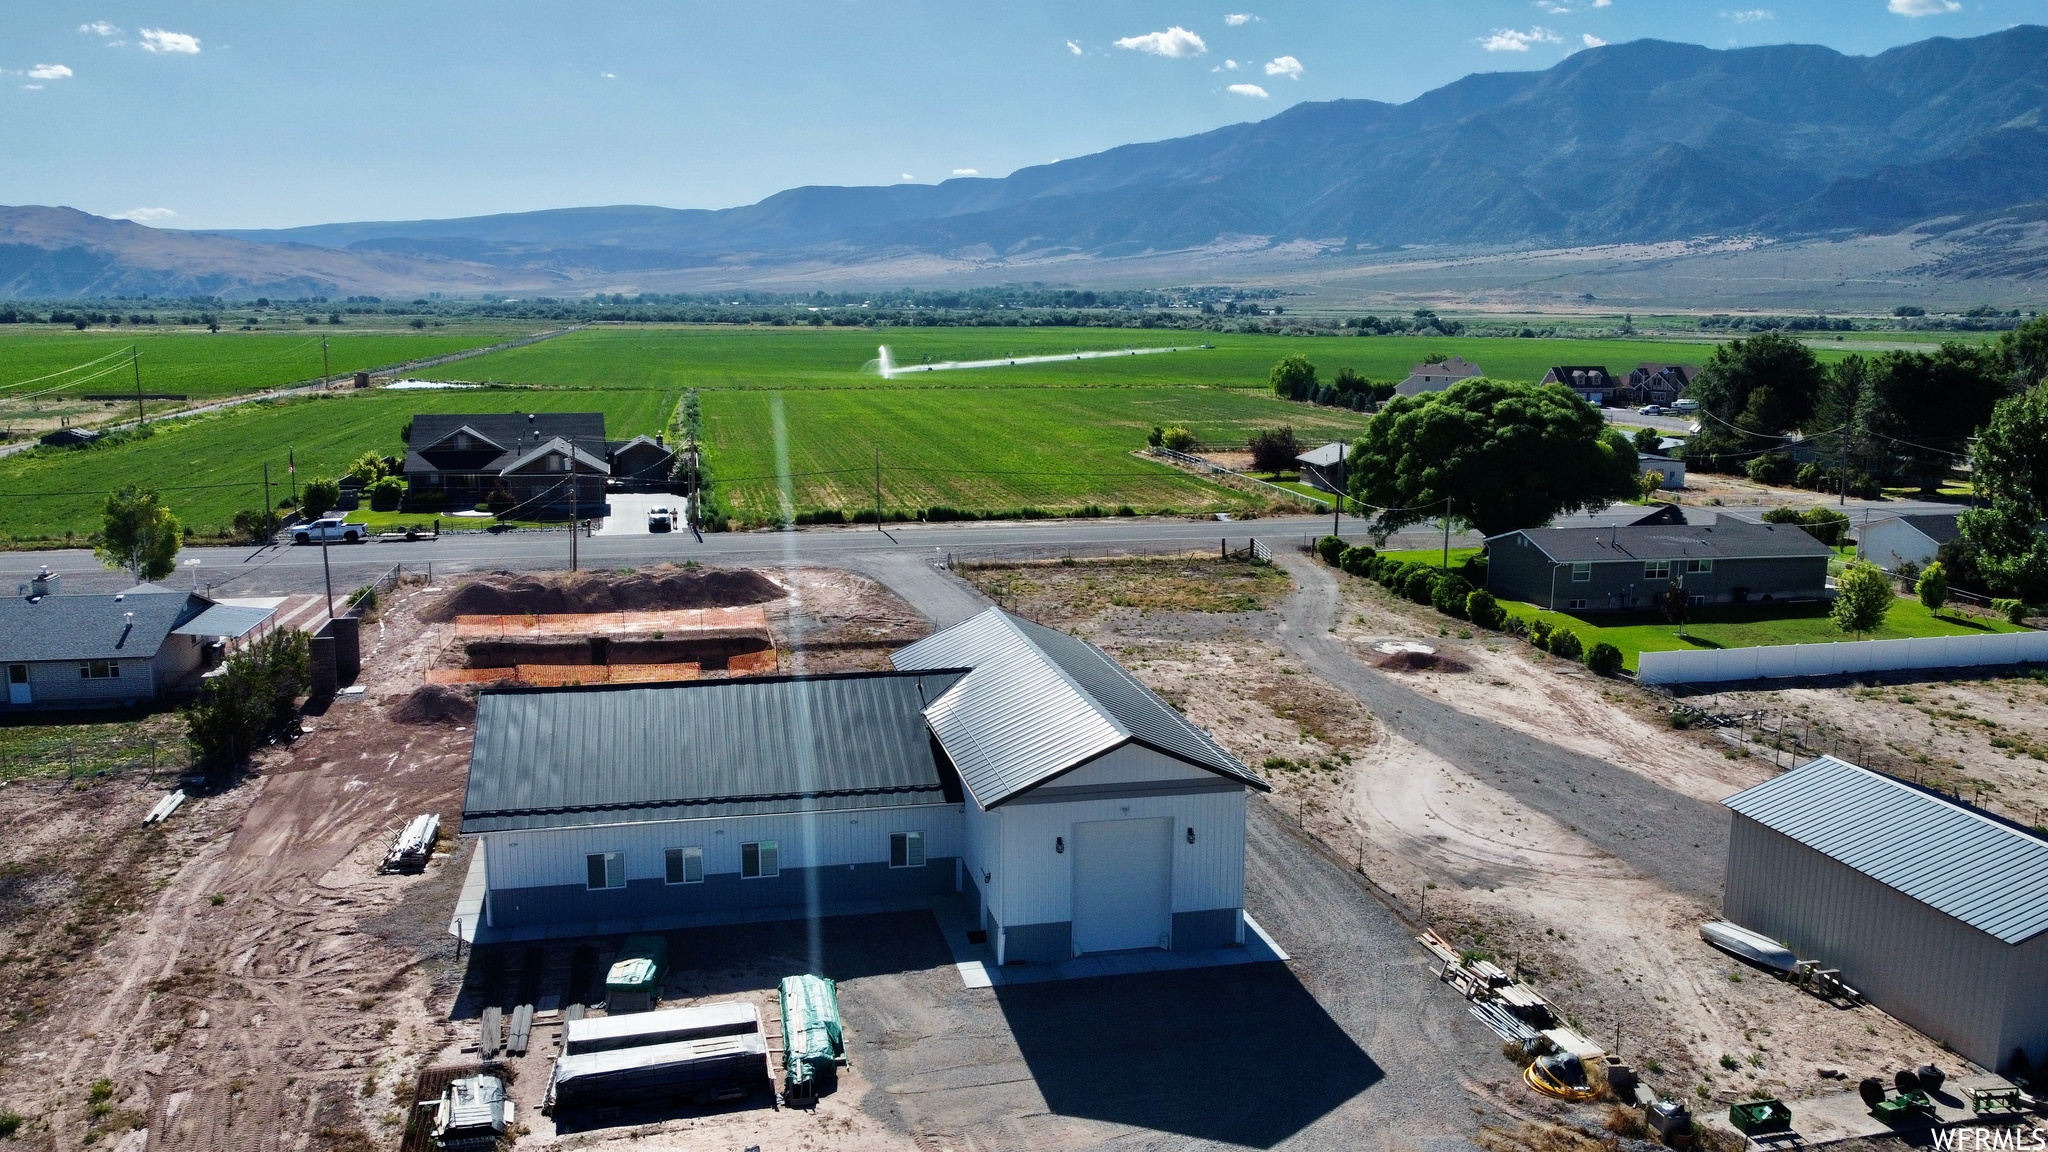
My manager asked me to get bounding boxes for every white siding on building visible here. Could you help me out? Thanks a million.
[1858,521,1942,572]
[994,786,1247,927]
[962,785,999,923]
[483,803,964,891]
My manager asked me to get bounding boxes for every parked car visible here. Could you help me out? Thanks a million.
[1672,398,1701,413]
[1638,404,1666,415]
[292,516,369,545]
[647,506,674,533]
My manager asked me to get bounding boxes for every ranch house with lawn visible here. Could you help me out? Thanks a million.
[402,413,675,516]
[1484,520,1834,612]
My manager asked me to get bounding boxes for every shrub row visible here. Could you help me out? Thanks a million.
[1315,536,1625,677]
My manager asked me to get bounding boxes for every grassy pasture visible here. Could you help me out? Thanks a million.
[0,386,674,541]
[450,325,1834,391]
[699,387,1373,523]
[0,324,546,402]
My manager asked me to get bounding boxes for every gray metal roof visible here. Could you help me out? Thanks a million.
[1296,442,1346,468]
[1724,756,2048,945]
[1890,513,1962,545]
[460,670,967,834]
[1489,518,1835,563]
[892,608,1265,809]
[0,590,206,663]
[172,603,274,640]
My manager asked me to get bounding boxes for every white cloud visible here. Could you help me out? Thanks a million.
[1227,82,1269,97]
[1591,0,1611,6]
[1537,2,1572,13]
[28,64,73,80]
[1480,26,1562,51]
[901,173,915,181]
[138,28,200,54]
[1888,0,1959,13]
[1224,13,1256,25]
[1724,8,1775,21]
[110,207,176,223]
[952,168,979,176]
[600,71,616,78]
[1582,33,1607,46]
[1115,27,1206,58]
[1066,39,1083,54]
[79,21,119,36]
[1264,55,1302,79]
[20,84,41,90]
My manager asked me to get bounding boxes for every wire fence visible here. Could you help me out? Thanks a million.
[1145,446,1334,508]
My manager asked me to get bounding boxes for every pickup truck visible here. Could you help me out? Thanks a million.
[647,506,675,533]
[291,516,370,545]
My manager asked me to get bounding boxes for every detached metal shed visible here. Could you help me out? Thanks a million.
[1723,756,2048,1072]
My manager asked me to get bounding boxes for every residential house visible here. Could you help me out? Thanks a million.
[1295,442,1347,494]
[1622,363,1699,407]
[1484,519,1834,612]
[1857,513,1960,573]
[458,608,1268,964]
[1638,453,1687,490]
[403,413,613,517]
[1392,356,1483,397]
[1541,365,1620,406]
[0,575,272,709]
[608,434,676,485]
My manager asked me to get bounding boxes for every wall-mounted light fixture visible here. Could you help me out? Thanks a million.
[1055,836,1065,854]
[1186,827,1196,845]
[981,869,991,884]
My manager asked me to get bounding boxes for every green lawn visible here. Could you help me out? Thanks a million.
[0,386,675,541]
[0,324,547,402]
[1377,546,1483,567]
[699,386,1373,524]
[1499,597,2025,672]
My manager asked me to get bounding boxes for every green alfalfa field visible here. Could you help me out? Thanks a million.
[0,324,1827,539]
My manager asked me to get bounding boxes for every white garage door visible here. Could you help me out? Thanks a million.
[1071,817,1173,955]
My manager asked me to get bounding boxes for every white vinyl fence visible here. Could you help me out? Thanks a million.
[1637,630,2048,685]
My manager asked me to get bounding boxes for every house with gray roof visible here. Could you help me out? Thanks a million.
[1724,755,2048,1072]
[1484,519,1834,612]
[1392,356,1482,397]
[1856,512,1961,573]
[402,412,674,516]
[458,608,1268,963]
[0,577,248,709]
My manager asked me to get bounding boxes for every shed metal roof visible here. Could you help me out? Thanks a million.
[1296,442,1346,468]
[0,590,206,663]
[172,603,274,640]
[459,670,967,834]
[1488,519,1835,563]
[892,608,1265,809]
[1724,756,2048,945]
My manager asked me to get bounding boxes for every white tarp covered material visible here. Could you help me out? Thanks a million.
[1637,630,2048,685]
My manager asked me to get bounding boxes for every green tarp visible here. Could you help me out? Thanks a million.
[606,935,668,995]
[778,974,843,1091]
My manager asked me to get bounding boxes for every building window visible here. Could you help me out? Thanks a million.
[889,831,926,869]
[741,840,779,879]
[1685,559,1713,574]
[585,852,625,890]
[1567,598,1588,610]
[1691,594,1708,606]
[453,433,471,450]
[1644,561,1670,579]
[664,847,703,885]
[80,660,119,680]
[1570,562,1591,582]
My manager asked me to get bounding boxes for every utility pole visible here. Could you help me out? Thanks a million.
[874,448,883,532]
[1331,490,1340,540]
[570,439,580,572]
[1441,495,1452,570]
[321,531,334,620]
[132,346,143,424]
[262,463,271,539]
[322,336,330,384]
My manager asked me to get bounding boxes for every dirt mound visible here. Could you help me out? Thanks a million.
[1372,650,1470,674]
[422,567,785,622]
[386,684,477,725]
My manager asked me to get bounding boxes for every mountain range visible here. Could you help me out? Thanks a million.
[4,25,2047,300]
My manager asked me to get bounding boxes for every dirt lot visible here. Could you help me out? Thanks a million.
[961,554,1964,1122]
[0,563,928,1151]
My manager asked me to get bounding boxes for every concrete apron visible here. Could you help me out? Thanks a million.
[933,896,1290,989]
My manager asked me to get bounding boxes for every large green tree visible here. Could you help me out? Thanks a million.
[95,485,181,583]
[1269,356,1317,401]
[1684,332,1828,460]
[1863,343,2007,491]
[1346,378,1639,538]
[1959,382,2048,603]
[1997,313,2048,390]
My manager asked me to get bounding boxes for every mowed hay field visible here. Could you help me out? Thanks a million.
[699,387,1373,521]
[449,325,1805,391]
[0,324,549,402]
[0,387,673,541]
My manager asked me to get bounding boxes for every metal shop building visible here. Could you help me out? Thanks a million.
[1723,756,2048,1072]
[459,608,1268,961]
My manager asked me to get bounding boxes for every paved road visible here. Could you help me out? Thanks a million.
[1269,551,1730,899]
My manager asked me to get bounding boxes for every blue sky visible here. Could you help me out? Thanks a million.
[2,1,2040,229]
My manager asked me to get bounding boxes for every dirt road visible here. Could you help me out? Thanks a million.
[1270,551,1730,899]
